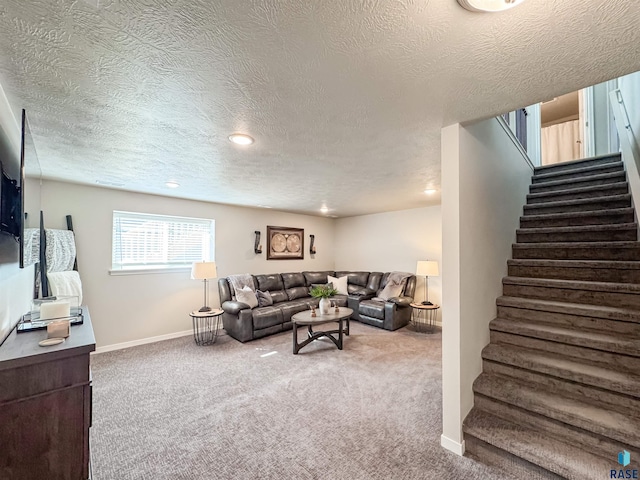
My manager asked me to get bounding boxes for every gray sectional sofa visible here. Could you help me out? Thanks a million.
[217,270,416,343]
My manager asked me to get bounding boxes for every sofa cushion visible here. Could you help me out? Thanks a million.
[286,286,309,301]
[359,299,385,320]
[335,271,370,287]
[236,286,258,309]
[303,271,335,286]
[328,275,349,295]
[270,290,288,304]
[255,274,284,292]
[256,290,273,307]
[282,272,305,289]
[332,294,348,308]
[252,306,283,330]
[279,301,311,323]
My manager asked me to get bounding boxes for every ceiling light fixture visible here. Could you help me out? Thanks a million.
[320,206,329,214]
[457,0,525,12]
[228,133,254,145]
[165,181,180,188]
[424,189,437,195]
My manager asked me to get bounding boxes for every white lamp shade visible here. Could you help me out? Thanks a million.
[416,260,439,277]
[191,261,217,280]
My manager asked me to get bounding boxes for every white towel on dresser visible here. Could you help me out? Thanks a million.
[47,270,83,305]
[45,229,76,272]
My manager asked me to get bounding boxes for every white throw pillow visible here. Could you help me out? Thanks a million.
[328,275,349,295]
[236,286,258,309]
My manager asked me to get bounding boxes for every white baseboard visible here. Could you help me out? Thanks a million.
[93,329,193,354]
[441,434,466,456]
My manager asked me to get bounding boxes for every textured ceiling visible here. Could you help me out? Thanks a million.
[0,0,639,217]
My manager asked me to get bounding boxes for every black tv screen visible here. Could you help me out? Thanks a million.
[0,110,21,267]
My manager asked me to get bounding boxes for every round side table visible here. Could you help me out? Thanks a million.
[190,309,223,346]
[409,303,440,333]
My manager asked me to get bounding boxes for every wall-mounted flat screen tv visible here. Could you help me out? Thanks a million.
[0,110,22,267]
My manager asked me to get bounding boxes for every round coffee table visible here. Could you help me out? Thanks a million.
[291,307,353,354]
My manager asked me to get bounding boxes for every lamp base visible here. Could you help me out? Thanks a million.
[421,301,433,306]
[198,306,212,312]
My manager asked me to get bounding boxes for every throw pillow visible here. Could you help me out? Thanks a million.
[328,275,349,295]
[236,286,258,309]
[377,281,403,301]
[256,290,273,307]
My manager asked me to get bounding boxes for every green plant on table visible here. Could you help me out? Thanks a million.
[309,284,338,299]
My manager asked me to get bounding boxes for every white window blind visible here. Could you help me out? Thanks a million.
[112,211,214,271]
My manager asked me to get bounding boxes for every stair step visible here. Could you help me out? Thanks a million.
[473,373,640,448]
[519,208,636,228]
[497,296,640,326]
[526,182,629,205]
[484,360,640,419]
[532,162,624,184]
[534,153,622,175]
[485,332,640,386]
[490,318,640,358]
[507,259,640,283]
[516,223,637,243]
[530,171,627,194]
[502,276,640,308]
[523,194,631,215]
[464,409,617,480]
[473,394,640,462]
[512,241,640,260]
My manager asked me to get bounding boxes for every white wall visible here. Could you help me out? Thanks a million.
[334,206,442,311]
[39,180,335,349]
[440,118,532,454]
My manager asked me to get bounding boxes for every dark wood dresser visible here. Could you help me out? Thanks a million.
[0,308,95,480]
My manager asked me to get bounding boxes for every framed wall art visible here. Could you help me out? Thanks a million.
[266,226,304,260]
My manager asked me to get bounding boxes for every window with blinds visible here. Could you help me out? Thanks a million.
[112,211,214,271]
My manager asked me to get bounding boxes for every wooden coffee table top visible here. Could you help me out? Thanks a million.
[292,307,353,326]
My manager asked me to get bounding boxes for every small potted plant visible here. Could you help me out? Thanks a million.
[309,284,338,315]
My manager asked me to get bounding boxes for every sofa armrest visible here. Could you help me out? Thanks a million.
[222,300,251,315]
[350,287,376,298]
[388,296,413,307]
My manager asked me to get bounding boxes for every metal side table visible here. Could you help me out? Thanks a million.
[409,303,440,333]
[190,309,223,345]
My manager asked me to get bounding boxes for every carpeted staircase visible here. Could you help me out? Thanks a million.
[463,152,640,479]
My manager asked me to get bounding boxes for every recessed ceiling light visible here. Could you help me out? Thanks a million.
[229,133,254,145]
[320,206,329,214]
[424,189,437,195]
[457,0,525,12]
[165,181,180,188]
[257,205,272,209]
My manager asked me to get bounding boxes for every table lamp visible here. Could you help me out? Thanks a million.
[416,260,439,305]
[191,261,218,312]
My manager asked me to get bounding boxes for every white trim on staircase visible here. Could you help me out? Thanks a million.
[441,434,466,456]
[495,116,535,171]
[93,329,194,354]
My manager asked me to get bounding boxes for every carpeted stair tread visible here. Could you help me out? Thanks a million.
[497,296,640,323]
[519,208,635,227]
[473,373,640,447]
[512,241,640,260]
[490,318,640,356]
[507,258,640,283]
[533,153,621,174]
[516,223,637,238]
[532,162,624,184]
[522,194,631,213]
[529,171,627,193]
[463,409,616,480]
[503,276,640,294]
[526,182,628,204]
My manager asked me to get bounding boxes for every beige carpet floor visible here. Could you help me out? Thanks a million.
[90,322,513,479]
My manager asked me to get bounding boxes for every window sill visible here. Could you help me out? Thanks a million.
[109,267,191,276]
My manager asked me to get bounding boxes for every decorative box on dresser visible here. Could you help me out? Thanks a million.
[0,308,96,480]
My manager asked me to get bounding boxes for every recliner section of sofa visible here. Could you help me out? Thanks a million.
[358,272,416,331]
[218,270,415,343]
